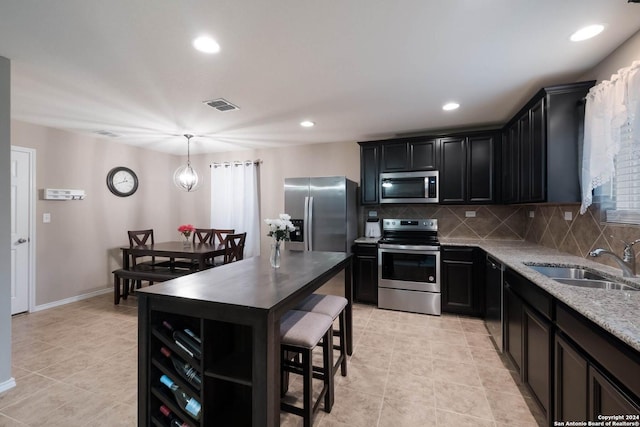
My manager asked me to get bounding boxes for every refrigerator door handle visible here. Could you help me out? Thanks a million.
[304,196,310,251]
[307,196,314,251]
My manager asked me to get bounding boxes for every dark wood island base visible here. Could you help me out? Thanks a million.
[137,250,353,427]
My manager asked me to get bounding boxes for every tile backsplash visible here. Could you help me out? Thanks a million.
[359,202,640,270]
[359,204,526,240]
[523,203,640,269]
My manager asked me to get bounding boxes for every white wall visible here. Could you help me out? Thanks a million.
[0,56,13,390]
[582,29,640,82]
[11,121,208,306]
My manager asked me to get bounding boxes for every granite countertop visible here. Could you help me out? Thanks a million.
[440,238,640,352]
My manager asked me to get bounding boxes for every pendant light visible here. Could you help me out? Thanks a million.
[173,134,201,192]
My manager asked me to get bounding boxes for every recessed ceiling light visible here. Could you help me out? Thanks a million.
[442,102,460,111]
[193,36,220,53]
[570,24,604,42]
[300,120,315,127]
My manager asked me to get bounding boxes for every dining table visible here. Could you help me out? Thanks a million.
[135,250,353,426]
[120,240,227,271]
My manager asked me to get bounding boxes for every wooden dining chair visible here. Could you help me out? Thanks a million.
[192,228,215,244]
[213,229,235,247]
[127,229,158,291]
[212,229,235,265]
[223,232,246,264]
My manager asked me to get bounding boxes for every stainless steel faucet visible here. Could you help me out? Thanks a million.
[589,237,640,277]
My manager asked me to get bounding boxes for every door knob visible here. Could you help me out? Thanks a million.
[17,238,28,244]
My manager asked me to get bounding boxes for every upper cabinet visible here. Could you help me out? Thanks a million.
[359,143,380,205]
[380,137,438,172]
[439,132,498,204]
[501,81,595,204]
[359,132,496,205]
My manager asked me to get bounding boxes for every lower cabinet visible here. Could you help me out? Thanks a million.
[523,306,551,420]
[590,366,639,418]
[441,246,483,316]
[504,269,552,425]
[353,243,378,305]
[555,333,588,421]
[555,302,640,423]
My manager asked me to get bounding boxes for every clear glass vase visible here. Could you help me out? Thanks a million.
[182,234,191,248]
[270,241,281,268]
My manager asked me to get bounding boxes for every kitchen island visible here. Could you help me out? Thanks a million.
[136,250,353,427]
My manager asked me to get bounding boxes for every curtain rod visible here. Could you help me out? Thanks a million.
[210,159,262,168]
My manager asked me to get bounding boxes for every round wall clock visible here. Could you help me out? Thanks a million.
[106,166,138,197]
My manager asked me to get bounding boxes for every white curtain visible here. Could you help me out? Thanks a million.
[581,60,640,214]
[210,161,260,257]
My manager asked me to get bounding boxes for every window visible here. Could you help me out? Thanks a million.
[581,60,640,224]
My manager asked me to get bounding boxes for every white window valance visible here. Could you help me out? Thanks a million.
[580,60,640,214]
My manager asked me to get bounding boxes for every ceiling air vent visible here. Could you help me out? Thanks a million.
[94,130,119,138]
[203,98,240,112]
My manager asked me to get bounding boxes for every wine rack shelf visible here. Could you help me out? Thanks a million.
[141,303,254,426]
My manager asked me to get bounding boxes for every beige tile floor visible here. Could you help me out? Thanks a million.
[1,292,544,426]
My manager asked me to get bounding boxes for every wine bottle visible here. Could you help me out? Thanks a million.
[162,320,202,360]
[160,346,202,389]
[159,375,202,420]
[159,404,188,427]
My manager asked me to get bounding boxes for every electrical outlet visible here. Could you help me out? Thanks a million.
[529,211,535,218]
[43,213,51,223]
[368,210,378,217]
[564,211,573,221]
[465,211,476,218]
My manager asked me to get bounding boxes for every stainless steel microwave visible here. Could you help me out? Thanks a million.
[379,171,439,203]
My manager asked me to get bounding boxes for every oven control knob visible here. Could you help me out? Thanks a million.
[429,276,435,282]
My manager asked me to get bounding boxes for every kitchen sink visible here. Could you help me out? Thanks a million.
[528,265,609,281]
[553,278,639,291]
[527,264,639,291]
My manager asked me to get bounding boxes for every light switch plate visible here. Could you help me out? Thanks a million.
[529,211,535,218]
[564,211,573,221]
[465,211,476,218]
[43,213,51,223]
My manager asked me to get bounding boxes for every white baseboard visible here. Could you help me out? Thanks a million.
[0,377,16,394]
[31,288,112,312]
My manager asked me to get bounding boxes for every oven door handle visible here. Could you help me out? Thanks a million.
[378,244,440,252]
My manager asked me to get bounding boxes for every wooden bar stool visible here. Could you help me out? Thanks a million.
[280,310,334,427]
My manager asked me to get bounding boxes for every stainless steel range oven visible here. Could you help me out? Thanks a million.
[378,218,441,315]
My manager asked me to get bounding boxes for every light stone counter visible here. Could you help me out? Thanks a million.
[440,238,640,352]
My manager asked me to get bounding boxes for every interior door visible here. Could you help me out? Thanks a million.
[10,147,32,314]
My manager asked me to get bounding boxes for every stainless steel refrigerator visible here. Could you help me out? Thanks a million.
[284,176,357,252]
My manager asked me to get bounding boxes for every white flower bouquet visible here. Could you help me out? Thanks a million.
[264,213,296,242]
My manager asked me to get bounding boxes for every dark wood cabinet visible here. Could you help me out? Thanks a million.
[467,134,495,203]
[380,142,408,172]
[409,139,438,170]
[555,333,588,422]
[359,143,379,205]
[441,246,483,316]
[440,132,498,204]
[523,306,551,421]
[555,303,640,423]
[502,81,595,203]
[379,137,438,173]
[439,137,466,203]
[353,243,378,304]
[504,269,553,426]
[501,122,520,203]
[504,284,523,373]
[589,366,639,418]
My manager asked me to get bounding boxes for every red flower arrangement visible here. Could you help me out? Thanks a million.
[178,224,195,238]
